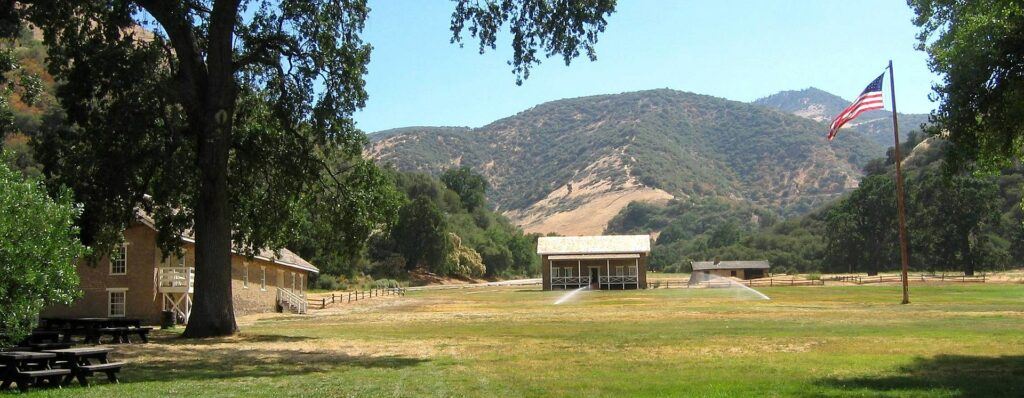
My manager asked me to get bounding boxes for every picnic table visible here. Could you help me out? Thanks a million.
[43,318,150,344]
[44,347,125,386]
[0,351,69,392]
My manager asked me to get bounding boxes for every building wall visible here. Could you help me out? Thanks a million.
[43,223,312,325]
[231,256,307,316]
[541,253,648,290]
[42,224,163,323]
[698,268,766,280]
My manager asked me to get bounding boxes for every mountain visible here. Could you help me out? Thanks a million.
[753,87,931,146]
[368,89,884,235]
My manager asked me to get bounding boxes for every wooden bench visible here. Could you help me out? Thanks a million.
[43,347,124,387]
[124,326,152,343]
[96,327,130,344]
[15,368,71,391]
[77,362,126,384]
[0,351,64,392]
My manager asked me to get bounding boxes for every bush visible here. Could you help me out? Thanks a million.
[0,154,88,347]
[313,276,342,291]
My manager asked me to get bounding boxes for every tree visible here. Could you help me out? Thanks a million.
[391,197,450,272]
[708,221,742,249]
[909,173,1001,275]
[824,175,898,275]
[441,166,489,212]
[909,1,1024,173]
[0,152,86,347]
[15,1,616,337]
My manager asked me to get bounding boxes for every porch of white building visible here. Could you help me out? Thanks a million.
[548,253,641,290]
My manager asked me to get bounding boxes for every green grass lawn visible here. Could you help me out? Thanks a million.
[20,284,1024,397]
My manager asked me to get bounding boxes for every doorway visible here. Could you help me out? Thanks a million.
[588,266,600,289]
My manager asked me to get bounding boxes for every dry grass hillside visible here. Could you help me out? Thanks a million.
[368,89,884,235]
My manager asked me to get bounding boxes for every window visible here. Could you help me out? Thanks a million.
[628,266,638,276]
[110,243,127,275]
[730,270,737,277]
[108,289,127,317]
[178,254,186,268]
[564,267,573,277]
[260,267,267,291]
[616,266,624,276]
[291,272,296,291]
[552,267,560,277]
[242,263,249,289]
[298,274,304,292]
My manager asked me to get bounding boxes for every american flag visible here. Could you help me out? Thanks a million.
[828,72,885,140]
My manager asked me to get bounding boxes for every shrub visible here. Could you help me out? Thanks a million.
[0,154,88,347]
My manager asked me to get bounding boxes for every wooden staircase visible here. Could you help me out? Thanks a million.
[276,287,307,314]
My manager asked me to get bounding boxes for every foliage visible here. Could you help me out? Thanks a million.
[15,0,611,337]
[391,196,450,271]
[626,135,1024,275]
[441,166,489,212]
[364,169,538,279]
[445,233,486,278]
[823,175,898,276]
[287,157,403,277]
[909,0,1024,174]
[451,0,616,84]
[0,152,86,347]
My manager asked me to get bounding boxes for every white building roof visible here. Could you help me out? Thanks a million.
[537,235,651,255]
[691,260,770,271]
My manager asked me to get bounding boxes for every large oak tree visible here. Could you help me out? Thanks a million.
[10,0,615,337]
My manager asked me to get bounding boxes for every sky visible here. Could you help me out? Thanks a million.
[354,1,940,133]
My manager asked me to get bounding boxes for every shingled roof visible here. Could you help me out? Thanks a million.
[134,210,318,274]
[691,260,769,271]
[537,235,651,255]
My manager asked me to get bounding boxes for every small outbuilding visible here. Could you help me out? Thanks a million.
[689,260,769,283]
[537,235,650,290]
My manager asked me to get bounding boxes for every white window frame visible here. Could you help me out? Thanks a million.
[260,266,267,291]
[616,266,625,276]
[565,267,573,277]
[110,243,128,275]
[107,288,127,317]
[242,262,249,289]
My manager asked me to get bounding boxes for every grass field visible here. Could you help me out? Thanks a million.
[21,284,1024,397]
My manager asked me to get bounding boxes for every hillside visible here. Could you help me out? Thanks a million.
[368,89,884,235]
[753,87,931,146]
[631,134,1024,274]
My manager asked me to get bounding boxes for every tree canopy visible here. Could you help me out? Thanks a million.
[14,0,616,337]
[909,0,1024,172]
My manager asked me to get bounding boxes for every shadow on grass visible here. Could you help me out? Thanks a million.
[113,332,428,383]
[815,355,1024,397]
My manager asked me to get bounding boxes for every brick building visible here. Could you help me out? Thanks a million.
[42,212,317,325]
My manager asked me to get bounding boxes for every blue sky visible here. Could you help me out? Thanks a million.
[355,1,938,133]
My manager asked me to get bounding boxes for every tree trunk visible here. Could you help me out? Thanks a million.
[181,0,241,338]
[181,115,237,338]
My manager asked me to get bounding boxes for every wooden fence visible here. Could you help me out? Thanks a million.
[307,287,407,310]
[825,273,987,284]
[647,278,824,289]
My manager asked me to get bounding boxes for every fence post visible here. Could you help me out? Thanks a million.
[321,298,326,309]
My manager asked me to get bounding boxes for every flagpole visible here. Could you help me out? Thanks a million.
[888,59,911,304]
